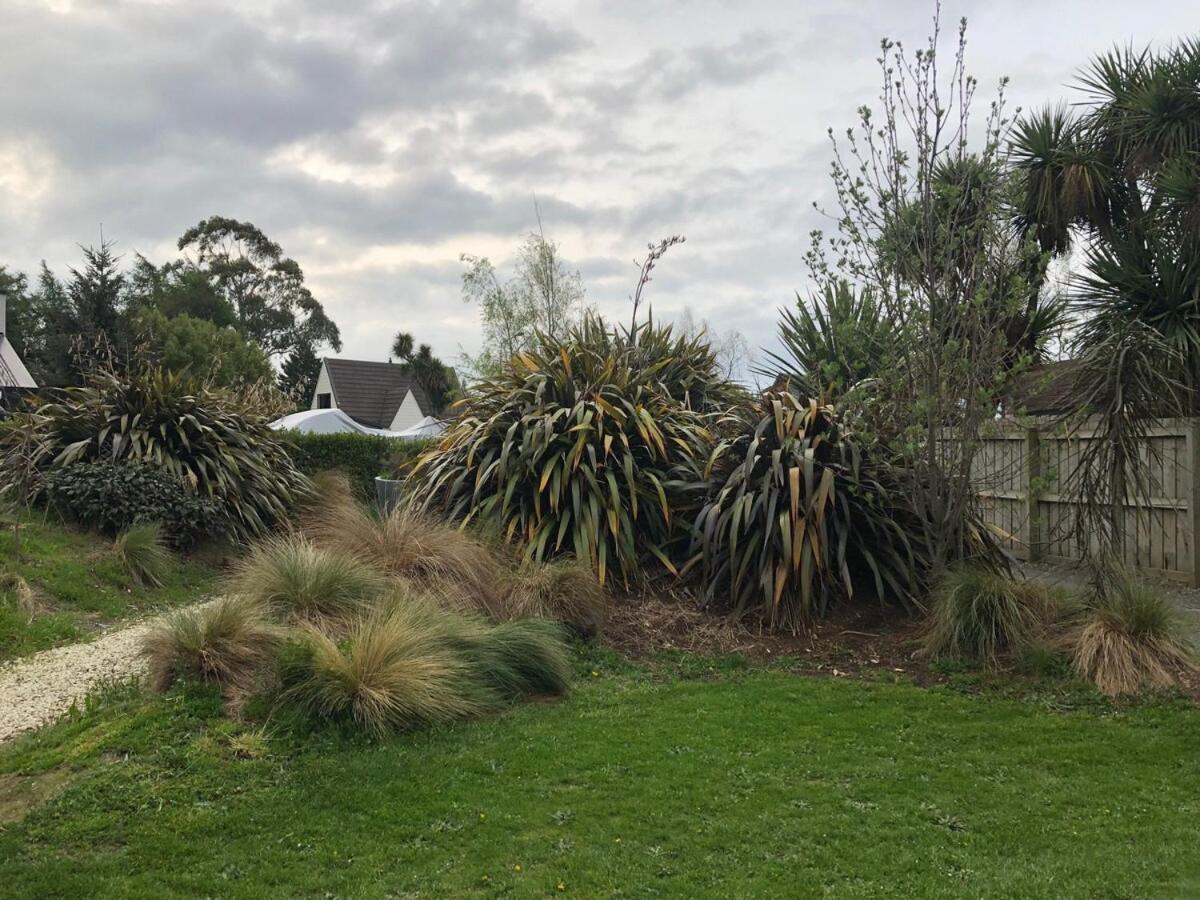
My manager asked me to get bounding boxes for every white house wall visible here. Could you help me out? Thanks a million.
[310,361,335,410]
[388,390,424,431]
[0,337,36,388]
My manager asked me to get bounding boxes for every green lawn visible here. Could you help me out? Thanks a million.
[1,655,1197,898]
[0,514,214,662]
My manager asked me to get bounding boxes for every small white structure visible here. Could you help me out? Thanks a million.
[0,296,37,389]
[310,357,434,432]
[270,407,444,440]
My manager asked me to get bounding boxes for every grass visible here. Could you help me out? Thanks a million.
[0,659,1197,898]
[0,512,214,662]
[112,522,173,587]
[1072,582,1196,696]
[504,558,607,639]
[920,567,1065,667]
[227,535,386,622]
[142,597,282,695]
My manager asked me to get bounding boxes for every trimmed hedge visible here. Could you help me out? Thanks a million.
[284,432,431,498]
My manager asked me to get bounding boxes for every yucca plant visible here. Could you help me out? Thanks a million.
[227,535,387,622]
[113,522,173,588]
[142,596,282,694]
[1071,581,1196,696]
[0,366,309,540]
[691,391,920,630]
[413,315,725,585]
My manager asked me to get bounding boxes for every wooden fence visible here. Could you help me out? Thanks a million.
[973,417,1200,584]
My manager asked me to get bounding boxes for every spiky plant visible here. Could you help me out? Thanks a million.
[227,535,387,622]
[1071,582,1196,696]
[692,392,921,630]
[919,567,1063,668]
[113,522,173,588]
[142,596,282,693]
[413,315,725,586]
[503,558,606,639]
[0,366,310,540]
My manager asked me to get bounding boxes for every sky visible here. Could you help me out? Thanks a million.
[1,0,1195,380]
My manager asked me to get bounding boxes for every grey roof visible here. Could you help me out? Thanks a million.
[321,357,432,429]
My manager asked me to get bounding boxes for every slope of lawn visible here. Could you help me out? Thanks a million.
[0,514,214,662]
[1,656,1197,899]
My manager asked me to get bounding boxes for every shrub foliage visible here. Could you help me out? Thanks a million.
[0,367,309,540]
[41,460,223,548]
[692,392,919,629]
[285,431,431,499]
[413,316,730,585]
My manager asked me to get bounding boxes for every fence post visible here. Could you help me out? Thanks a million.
[1026,426,1042,563]
[1190,418,1200,587]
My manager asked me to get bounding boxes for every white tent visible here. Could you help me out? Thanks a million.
[394,415,446,439]
[270,408,444,440]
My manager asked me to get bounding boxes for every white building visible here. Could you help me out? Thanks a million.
[310,357,434,432]
[0,296,37,390]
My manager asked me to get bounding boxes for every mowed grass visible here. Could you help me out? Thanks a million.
[1,658,1197,898]
[0,514,214,662]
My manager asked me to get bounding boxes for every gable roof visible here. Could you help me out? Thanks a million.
[321,357,432,428]
[1002,359,1082,416]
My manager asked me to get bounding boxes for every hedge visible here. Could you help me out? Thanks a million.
[283,432,432,498]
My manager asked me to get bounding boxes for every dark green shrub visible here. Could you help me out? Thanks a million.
[41,460,223,548]
[413,316,727,586]
[692,392,921,630]
[0,367,309,540]
[284,432,432,498]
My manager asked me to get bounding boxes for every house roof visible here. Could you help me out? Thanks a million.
[322,357,432,428]
[1002,359,1082,416]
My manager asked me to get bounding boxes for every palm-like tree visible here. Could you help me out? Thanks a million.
[1011,37,1200,405]
[391,331,414,363]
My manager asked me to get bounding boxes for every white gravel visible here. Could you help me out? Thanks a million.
[0,603,209,744]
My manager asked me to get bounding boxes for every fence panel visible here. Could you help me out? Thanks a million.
[974,418,1197,583]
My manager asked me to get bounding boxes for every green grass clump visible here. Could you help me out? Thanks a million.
[503,559,606,639]
[281,589,572,737]
[1072,582,1196,696]
[227,535,386,622]
[281,603,496,737]
[920,567,1062,667]
[113,523,173,588]
[142,597,282,694]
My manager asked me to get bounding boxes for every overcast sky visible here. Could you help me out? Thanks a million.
[1,0,1195,377]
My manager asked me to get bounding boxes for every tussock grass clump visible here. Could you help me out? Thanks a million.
[920,567,1061,667]
[303,497,507,616]
[142,596,281,693]
[0,572,44,621]
[281,587,572,737]
[228,535,386,622]
[113,522,173,587]
[503,559,606,639]
[281,602,496,738]
[1071,583,1196,696]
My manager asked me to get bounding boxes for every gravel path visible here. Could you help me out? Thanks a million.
[0,603,209,744]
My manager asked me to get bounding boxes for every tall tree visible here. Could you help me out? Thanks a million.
[68,240,124,342]
[177,216,341,362]
[805,11,1031,573]
[279,342,322,405]
[1010,36,1200,569]
[460,231,587,379]
[131,309,273,388]
[122,254,236,327]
